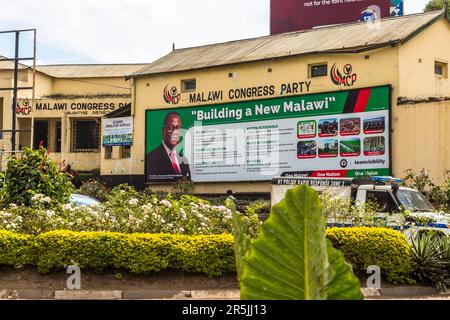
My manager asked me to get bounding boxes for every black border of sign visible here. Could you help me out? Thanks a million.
[144,84,393,185]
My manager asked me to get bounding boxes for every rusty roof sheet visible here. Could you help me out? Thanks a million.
[130,11,446,77]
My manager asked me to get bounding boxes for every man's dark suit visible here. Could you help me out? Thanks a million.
[146,143,191,181]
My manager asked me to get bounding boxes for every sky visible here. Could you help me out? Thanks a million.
[0,0,434,65]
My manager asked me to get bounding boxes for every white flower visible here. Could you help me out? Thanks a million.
[159,200,172,208]
[167,223,173,228]
[62,203,73,211]
[160,219,166,224]
[128,198,139,206]
[180,208,187,220]
[31,194,44,201]
[179,227,185,232]
[41,197,52,204]
[217,205,228,212]
[46,210,54,218]
[9,204,17,209]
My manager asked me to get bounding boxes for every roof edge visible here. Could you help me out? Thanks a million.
[401,10,446,45]
[127,42,399,79]
[128,11,445,78]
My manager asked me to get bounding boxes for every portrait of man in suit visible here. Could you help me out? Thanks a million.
[146,111,191,181]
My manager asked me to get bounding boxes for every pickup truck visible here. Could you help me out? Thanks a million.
[271,176,450,236]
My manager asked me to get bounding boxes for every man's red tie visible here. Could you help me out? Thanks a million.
[169,151,181,175]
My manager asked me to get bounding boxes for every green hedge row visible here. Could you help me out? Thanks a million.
[0,228,415,283]
[327,227,415,284]
[0,230,236,277]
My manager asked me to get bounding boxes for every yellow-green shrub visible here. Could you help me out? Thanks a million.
[326,227,415,284]
[0,230,36,266]
[168,234,235,276]
[0,230,235,277]
[0,228,416,283]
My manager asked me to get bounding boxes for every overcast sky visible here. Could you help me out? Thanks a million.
[0,0,433,65]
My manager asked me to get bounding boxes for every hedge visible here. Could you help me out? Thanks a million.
[0,228,415,283]
[0,230,235,277]
[327,227,415,284]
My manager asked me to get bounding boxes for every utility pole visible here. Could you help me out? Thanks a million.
[446,0,449,19]
[11,31,19,152]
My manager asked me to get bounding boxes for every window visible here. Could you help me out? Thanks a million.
[104,146,112,159]
[72,119,100,152]
[120,145,131,158]
[181,79,196,92]
[366,191,399,213]
[309,63,328,78]
[435,61,448,78]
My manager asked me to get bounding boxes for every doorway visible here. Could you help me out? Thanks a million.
[33,120,49,149]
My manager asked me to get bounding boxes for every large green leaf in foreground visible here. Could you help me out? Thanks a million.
[238,185,363,300]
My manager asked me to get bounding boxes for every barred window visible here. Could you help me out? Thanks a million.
[120,145,131,158]
[72,119,100,152]
[104,146,112,159]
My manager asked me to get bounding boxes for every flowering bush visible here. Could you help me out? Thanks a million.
[0,185,261,237]
[402,169,450,211]
[0,147,73,207]
[76,179,109,202]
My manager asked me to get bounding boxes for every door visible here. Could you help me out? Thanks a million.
[33,120,49,149]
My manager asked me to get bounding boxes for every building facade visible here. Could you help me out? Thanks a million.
[0,63,145,172]
[102,12,450,194]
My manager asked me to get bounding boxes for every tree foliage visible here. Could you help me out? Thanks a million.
[424,0,450,14]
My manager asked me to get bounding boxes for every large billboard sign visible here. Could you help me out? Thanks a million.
[145,85,391,183]
[271,0,404,34]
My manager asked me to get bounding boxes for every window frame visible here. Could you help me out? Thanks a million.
[181,78,196,93]
[120,145,131,159]
[435,60,448,78]
[308,63,328,78]
[104,146,112,159]
[71,118,101,153]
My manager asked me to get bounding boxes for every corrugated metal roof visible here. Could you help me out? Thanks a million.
[0,56,146,78]
[36,64,148,78]
[0,55,28,70]
[130,11,446,77]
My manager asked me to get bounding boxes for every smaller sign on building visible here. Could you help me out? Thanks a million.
[102,117,133,147]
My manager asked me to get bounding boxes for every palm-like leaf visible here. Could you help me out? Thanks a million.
[238,185,362,300]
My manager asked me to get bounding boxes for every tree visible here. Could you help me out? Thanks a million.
[424,0,450,14]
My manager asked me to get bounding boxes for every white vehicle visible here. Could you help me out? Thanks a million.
[271,176,450,236]
[70,194,101,207]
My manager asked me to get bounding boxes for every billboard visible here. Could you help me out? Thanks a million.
[102,117,133,147]
[145,85,391,183]
[271,0,404,34]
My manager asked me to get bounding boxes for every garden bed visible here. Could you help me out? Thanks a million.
[0,266,238,291]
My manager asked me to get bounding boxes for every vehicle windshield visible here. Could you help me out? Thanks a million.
[396,189,435,212]
[70,194,101,207]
